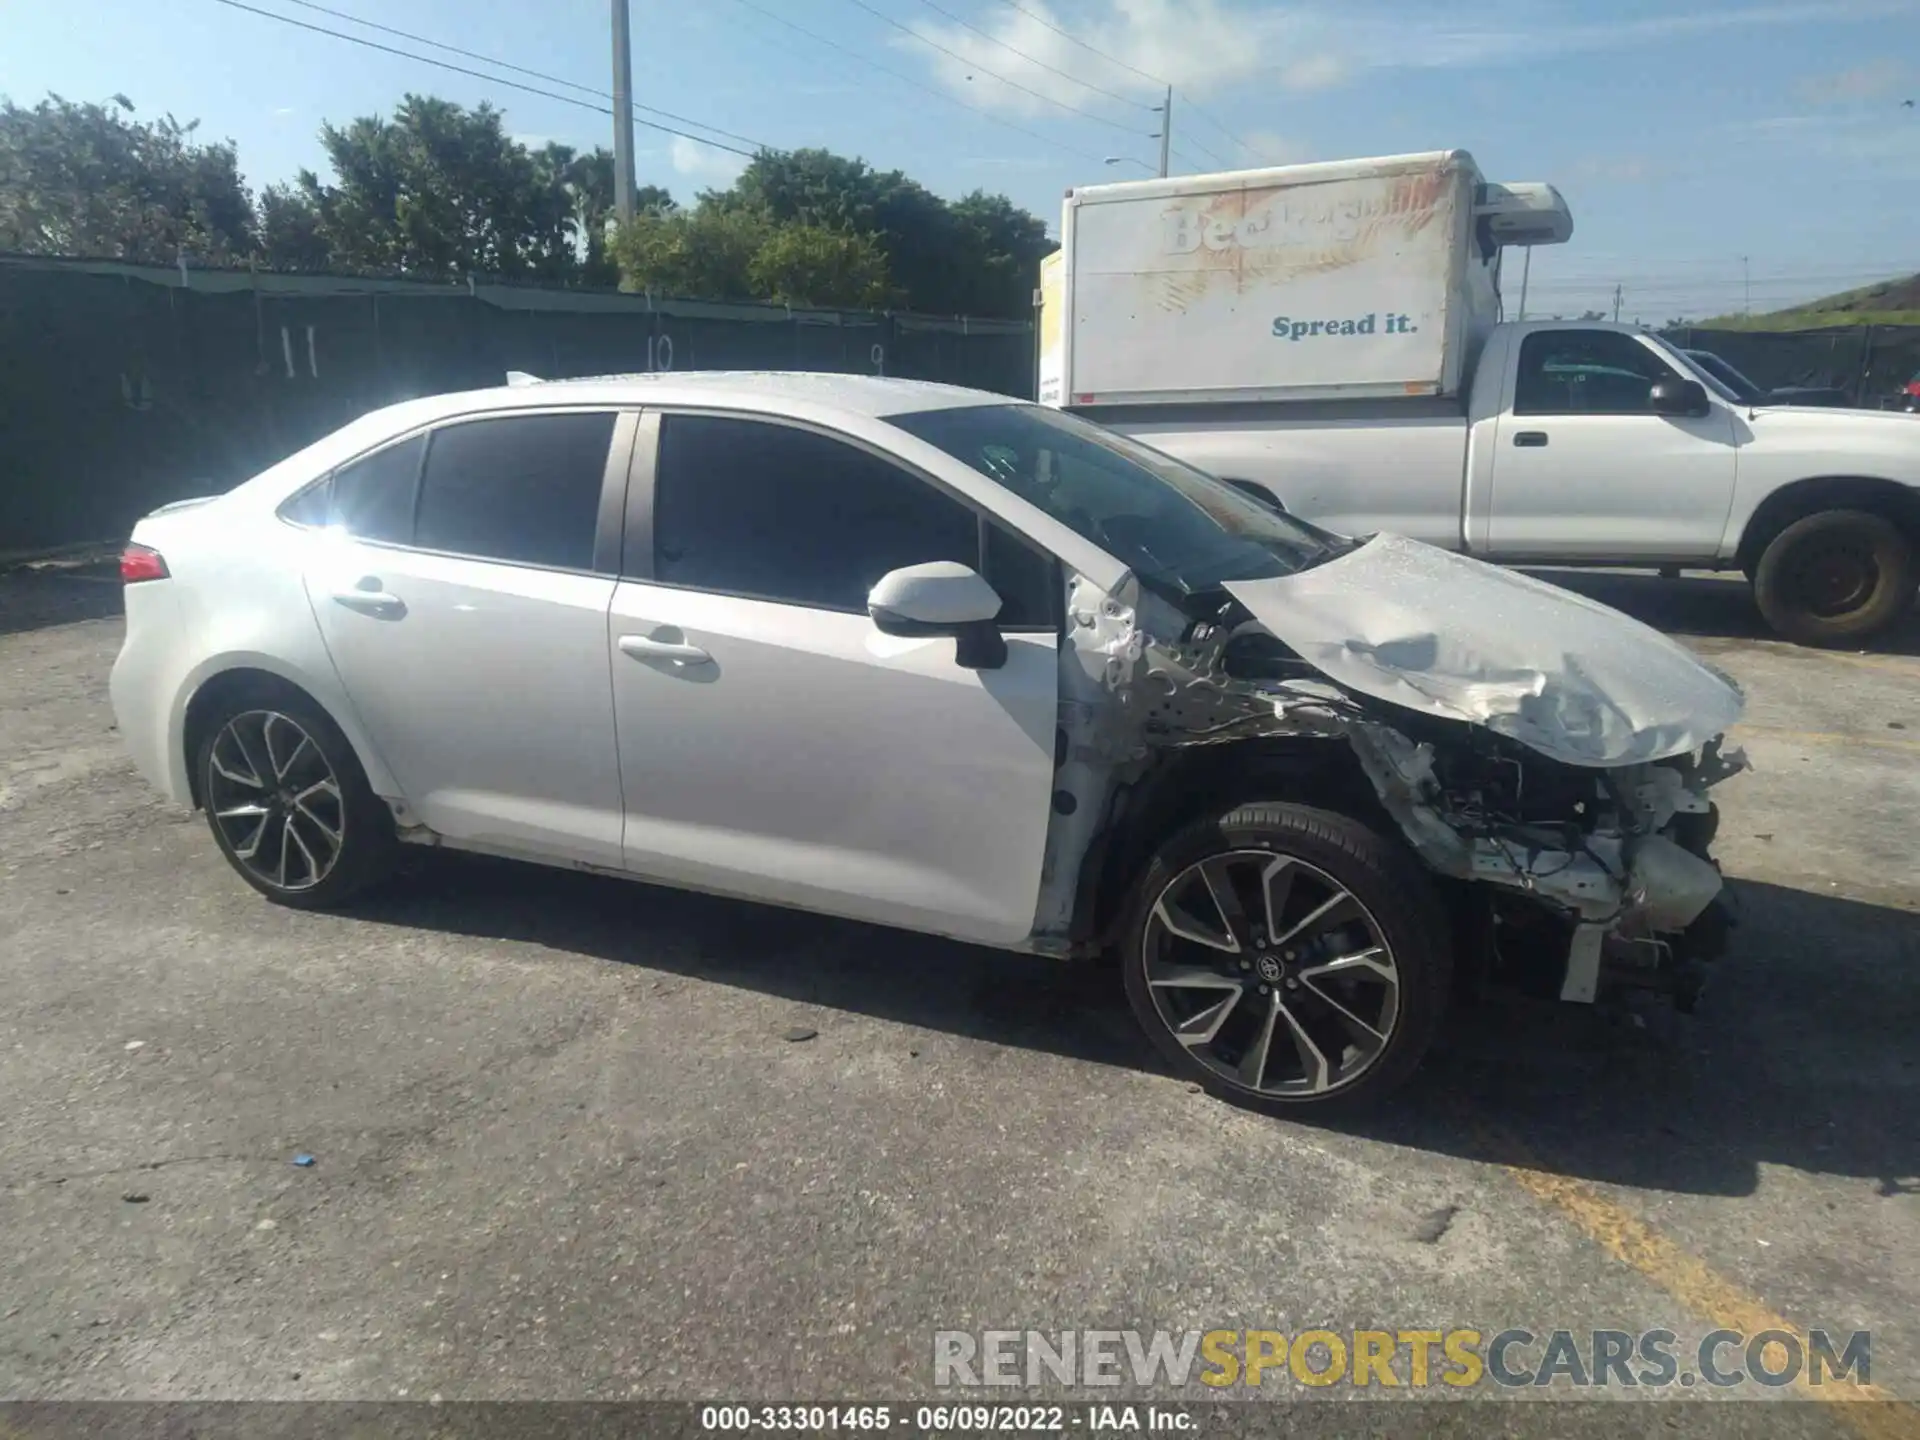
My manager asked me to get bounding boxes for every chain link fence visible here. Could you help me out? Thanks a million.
[0,255,1038,555]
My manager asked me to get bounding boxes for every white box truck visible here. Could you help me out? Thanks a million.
[1041,151,1920,644]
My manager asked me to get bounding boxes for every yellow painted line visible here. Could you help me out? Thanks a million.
[1735,722,1920,754]
[1479,1122,1917,1437]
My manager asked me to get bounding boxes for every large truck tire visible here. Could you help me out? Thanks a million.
[1751,508,1916,646]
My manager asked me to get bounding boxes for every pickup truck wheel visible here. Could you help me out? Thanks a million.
[1120,803,1451,1113]
[1752,509,1917,646]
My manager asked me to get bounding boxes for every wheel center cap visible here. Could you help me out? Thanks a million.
[1255,953,1283,984]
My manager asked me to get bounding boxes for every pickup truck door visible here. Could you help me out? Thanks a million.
[1486,329,1738,561]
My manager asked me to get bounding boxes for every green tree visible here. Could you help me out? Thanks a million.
[723,148,1052,317]
[529,142,671,288]
[747,221,891,308]
[290,96,553,279]
[0,93,254,262]
[609,204,890,308]
[270,96,669,282]
[610,204,766,300]
[947,190,1053,318]
[256,183,329,271]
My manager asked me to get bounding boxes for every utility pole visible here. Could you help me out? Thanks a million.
[1155,85,1171,178]
[611,0,636,224]
[1516,245,1532,321]
[1612,283,1623,323]
[1742,255,1751,315]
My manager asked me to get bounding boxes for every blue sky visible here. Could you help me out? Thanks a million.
[6,0,1917,318]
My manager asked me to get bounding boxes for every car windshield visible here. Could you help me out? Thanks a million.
[889,403,1342,597]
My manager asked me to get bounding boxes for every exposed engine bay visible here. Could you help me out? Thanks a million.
[1036,538,1749,1011]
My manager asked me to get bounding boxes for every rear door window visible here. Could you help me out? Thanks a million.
[311,433,425,544]
[414,412,616,570]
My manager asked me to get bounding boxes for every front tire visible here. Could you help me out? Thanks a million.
[195,688,398,909]
[1752,509,1916,646]
[1120,803,1451,1113]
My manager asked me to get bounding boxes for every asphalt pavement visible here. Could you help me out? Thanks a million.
[1,562,1915,1435]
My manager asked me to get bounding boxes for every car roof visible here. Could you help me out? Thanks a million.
[433,370,1008,420]
[224,371,1025,512]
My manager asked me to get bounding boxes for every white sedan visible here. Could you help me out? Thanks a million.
[110,372,1747,1110]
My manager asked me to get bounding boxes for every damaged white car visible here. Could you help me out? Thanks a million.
[110,373,1747,1110]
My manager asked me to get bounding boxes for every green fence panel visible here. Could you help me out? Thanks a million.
[0,257,1035,553]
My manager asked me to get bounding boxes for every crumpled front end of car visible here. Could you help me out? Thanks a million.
[1037,536,1750,1010]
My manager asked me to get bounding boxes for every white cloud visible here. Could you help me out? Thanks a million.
[1726,108,1920,171]
[1572,155,1655,182]
[1797,59,1908,104]
[891,0,1920,116]
[669,135,749,188]
[895,0,1303,115]
[1233,131,1312,166]
[1277,54,1344,91]
[958,155,1064,170]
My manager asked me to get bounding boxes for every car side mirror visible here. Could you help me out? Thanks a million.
[1650,378,1711,418]
[868,562,1008,671]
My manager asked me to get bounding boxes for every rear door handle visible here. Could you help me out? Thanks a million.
[619,634,713,666]
[1513,431,1549,448]
[331,580,407,619]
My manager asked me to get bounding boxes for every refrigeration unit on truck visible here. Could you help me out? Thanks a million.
[1040,150,1920,644]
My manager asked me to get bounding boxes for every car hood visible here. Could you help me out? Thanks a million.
[1223,534,1745,767]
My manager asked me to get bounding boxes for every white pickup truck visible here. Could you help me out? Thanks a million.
[1040,151,1920,644]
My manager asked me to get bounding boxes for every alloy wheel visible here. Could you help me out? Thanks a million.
[1140,849,1401,1098]
[206,710,345,892]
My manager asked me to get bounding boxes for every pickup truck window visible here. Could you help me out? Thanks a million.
[1514,331,1682,416]
[890,403,1339,598]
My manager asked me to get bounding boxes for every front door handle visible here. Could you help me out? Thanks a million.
[619,633,713,666]
[331,579,407,619]
[1513,431,1549,448]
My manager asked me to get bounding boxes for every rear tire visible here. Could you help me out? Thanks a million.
[1119,802,1451,1114]
[195,686,398,909]
[1752,509,1916,646]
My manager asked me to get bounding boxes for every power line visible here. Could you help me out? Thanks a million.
[983,1,1261,169]
[839,0,1144,136]
[988,0,1163,86]
[1179,97,1267,166]
[723,0,1107,163]
[207,0,765,157]
[267,0,770,152]
[1168,131,1231,170]
[907,0,1149,109]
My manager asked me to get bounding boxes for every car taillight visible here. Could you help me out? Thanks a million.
[120,544,169,583]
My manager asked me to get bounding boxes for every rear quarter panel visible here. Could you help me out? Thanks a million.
[111,498,400,808]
